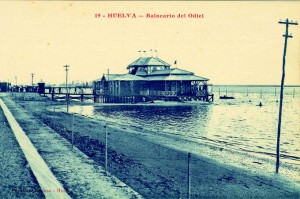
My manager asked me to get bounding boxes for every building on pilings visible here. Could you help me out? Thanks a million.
[93,56,213,103]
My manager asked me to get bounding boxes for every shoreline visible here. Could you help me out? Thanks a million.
[1,95,299,198]
[53,102,299,166]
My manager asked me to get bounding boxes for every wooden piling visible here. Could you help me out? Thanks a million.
[293,88,295,98]
[51,89,54,100]
[71,114,74,150]
[53,107,56,129]
[105,125,108,175]
[187,152,191,199]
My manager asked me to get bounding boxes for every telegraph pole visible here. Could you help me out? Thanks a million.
[276,18,298,173]
[31,73,34,86]
[63,65,70,113]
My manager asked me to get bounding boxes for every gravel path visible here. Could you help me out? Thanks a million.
[0,98,71,199]
[0,106,44,198]
[1,97,142,199]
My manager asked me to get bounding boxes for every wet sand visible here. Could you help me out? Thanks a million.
[2,95,300,198]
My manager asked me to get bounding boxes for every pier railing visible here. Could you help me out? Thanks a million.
[140,90,209,97]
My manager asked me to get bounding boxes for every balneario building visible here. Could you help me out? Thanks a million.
[93,56,213,103]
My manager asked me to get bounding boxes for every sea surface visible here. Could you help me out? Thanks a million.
[67,86,300,162]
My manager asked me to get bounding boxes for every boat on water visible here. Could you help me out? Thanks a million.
[220,95,235,99]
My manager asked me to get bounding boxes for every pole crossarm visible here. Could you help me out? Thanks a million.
[278,21,298,25]
[63,65,69,72]
[283,34,293,38]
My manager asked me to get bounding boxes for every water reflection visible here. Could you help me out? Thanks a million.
[89,105,212,137]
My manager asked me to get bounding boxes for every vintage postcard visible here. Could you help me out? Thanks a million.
[0,1,299,198]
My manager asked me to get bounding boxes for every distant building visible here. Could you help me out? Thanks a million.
[93,56,213,103]
[0,82,11,92]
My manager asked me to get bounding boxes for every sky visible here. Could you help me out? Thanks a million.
[0,1,299,85]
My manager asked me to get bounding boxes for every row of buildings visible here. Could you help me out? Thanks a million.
[0,82,40,93]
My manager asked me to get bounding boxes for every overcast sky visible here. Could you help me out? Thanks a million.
[0,1,299,85]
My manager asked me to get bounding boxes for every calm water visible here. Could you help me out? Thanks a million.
[68,86,300,160]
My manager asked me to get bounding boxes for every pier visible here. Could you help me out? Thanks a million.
[43,86,94,102]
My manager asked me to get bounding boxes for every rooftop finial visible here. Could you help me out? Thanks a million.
[143,51,147,57]
[138,50,141,57]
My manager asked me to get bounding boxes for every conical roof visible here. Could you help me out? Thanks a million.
[128,57,171,68]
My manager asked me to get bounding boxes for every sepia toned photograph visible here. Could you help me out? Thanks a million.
[0,1,299,198]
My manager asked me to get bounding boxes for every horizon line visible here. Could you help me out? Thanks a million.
[212,84,300,87]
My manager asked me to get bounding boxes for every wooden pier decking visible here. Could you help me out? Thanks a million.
[43,86,94,102]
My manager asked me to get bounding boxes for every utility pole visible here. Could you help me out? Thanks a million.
[276,18,298,173]
[107,68,110,103]
[63,65,70,113]
[31,73,34,86]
